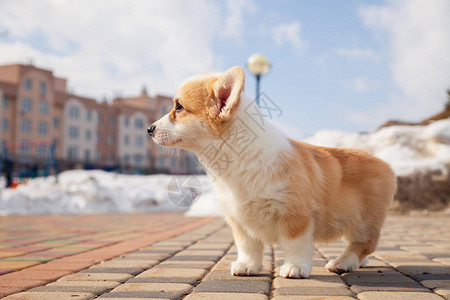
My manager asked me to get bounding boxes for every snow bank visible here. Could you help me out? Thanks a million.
[305,119,450,176]
[0,170,217,215]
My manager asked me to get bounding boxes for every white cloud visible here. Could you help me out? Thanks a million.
[335,48,381,61]
[272,21,305,51]
[0,0,247,99]
[345,77,377,93]
[222,0,256,43]
[358,0,450,121]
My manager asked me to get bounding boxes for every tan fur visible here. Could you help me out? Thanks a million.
[281,141,396,258]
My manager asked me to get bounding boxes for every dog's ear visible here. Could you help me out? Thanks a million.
[214,66,245,121]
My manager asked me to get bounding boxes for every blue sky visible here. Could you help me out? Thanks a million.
[0,0,449,139]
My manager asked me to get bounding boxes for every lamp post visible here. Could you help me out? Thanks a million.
[247,53,270,106]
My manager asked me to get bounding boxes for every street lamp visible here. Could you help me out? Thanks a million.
[247,53,270,106]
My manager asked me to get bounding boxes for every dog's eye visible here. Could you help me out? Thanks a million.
[176,102,184,113]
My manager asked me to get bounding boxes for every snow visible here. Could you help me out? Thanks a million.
[305,119,450,176]
[1,120,448,216]
[0,170,217,216]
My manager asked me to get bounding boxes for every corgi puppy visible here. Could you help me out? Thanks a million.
[148,66,396,278]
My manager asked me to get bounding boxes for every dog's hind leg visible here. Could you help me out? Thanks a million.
[325,229,379,274]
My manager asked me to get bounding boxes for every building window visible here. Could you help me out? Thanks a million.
[135,136,143,147]
[146,149,150,159]
[84,149,91,161]
[86,130,92,140]
[37,145,47,157]
[2,97,9,110]
[97,114,102,123]
[160,106,166,115]
[108,134,114,145]
[109,116,115,126]
[124,135,129,145]
[53,117,59,128]
[21,98,32,113]
[67,146,78,160]
[95,151,101,161]
[39,101,49,115]
[135,118,144,129]
[134,154,143,164]
[20,142,30,155]
[124,117,129,127]
[96,132,101,143]
[107,153,114,163]
[170,157,176,168]
[69,126,79,139]
[2,119,8,131]
[40,82,47,95]
[124,154,130,164]
[21,119,32,133]
[69,106,80,119]
[24,78,32,91]
[38,121,48,136]
[86,110,92,121]
[158,156,165,168]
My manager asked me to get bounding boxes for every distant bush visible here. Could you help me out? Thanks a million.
[393,164,450,212]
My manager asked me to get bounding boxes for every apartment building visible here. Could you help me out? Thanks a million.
[0,63,198,174]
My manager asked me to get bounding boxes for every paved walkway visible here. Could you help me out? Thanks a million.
[0,213,449,299]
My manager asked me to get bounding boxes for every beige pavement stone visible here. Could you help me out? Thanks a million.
[204,270,271,282]
[435,288,450,299]
[47,281,119,289]
[358,291,442,300]
[434,258,450,265]
[185,292,268,300]
[420,279,450,289]
[57,272,133,283]
[136,268,207,279]
[272,297,355,300]
[3,292,96,299]
[120,253,171,260]
[112,282,193,293]
[187,243,232,250]
[158,260,216,269]
[389,261,450,275]
[273,277,345,289]
[89,259,158,269]
[174,250,225,257]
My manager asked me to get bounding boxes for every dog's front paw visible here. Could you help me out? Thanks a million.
[279,263,311,279]
[231,261,262,276]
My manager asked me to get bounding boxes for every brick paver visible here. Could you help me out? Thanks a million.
[0,213,449,299]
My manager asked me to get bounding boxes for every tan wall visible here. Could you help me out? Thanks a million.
[62,98,97,162]
[117,112,147,167]
[14,68,57,158]
[96,103,117,165]
[0,65,20,84]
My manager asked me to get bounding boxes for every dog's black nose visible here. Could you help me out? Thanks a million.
[147,124,156,136]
